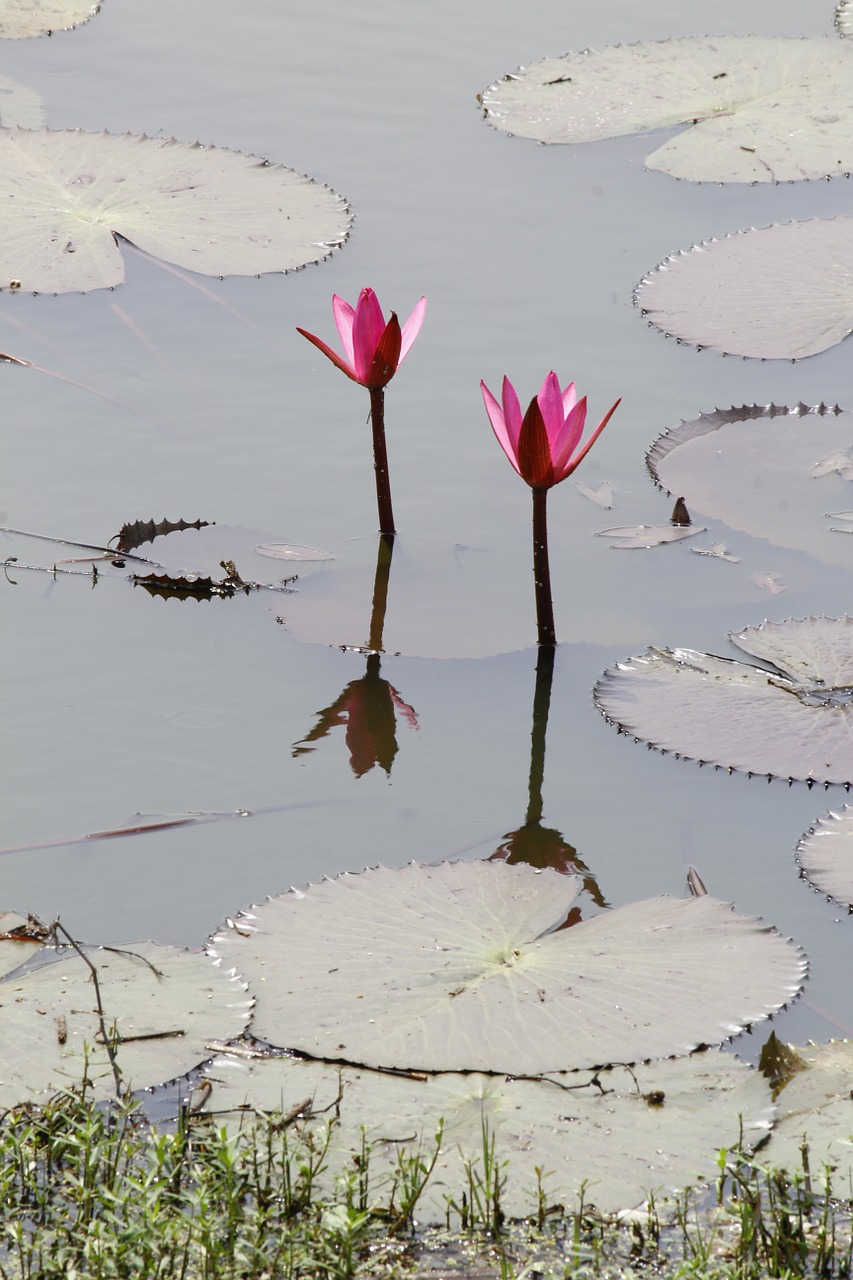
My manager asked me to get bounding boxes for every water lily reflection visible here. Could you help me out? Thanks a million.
[489,646,606,913]
[292,535,418,778]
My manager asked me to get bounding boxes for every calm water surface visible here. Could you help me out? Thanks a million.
[2,0,852,1061]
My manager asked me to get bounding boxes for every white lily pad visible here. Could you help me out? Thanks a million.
[797,806,853,908]
[636,218,853,359]
[209,860,804,1075]
[596,523,705,549]
[837,3,853,37]
[0,941,252,1105]
[595,615,853,786]
[0,0,100,38]
[202,1049,774,1219]
[762,1042,853,1191]
[647,403,853,570]
[0,128,350,294]
[481,37,853,183]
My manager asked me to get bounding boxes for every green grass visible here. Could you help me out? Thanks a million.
[0,1086,848,1280]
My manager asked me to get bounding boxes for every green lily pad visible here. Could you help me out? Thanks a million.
[0,129,351,294]
[201,1048,774,1219]
[209,860,804,1074]
[481,36,853,183]
[636,218,853,359]
[0,941,252,1105]
[595,616,853,786]
[761,1041,853,1192]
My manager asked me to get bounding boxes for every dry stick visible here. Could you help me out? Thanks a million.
[123,244,265,335]
[49,919,124,1098]
[0,351,142,415]
[531,487,556,647]
[368,387,396,536]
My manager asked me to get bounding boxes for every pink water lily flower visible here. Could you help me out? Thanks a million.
[297,287,426,390]
[480,371,620,490]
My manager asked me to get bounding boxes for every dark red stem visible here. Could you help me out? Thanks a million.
[532,487,556,647]
[368,387,396,536]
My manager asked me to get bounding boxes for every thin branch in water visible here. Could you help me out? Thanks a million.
[109,301,172,366]
[123,243,264,335]
[47,918,124,1098]
[0,350,142,416]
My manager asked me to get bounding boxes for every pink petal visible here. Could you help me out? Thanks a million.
[296,327,359,383]
[536,372,565,450]
[500,377,523,453]
[561,380,578,416]
[352,288,387,382]
[556,397,621,481]
[552,398,588,474]
[399,296,427,363]
[481,379,521,475]
[332,295,356,366]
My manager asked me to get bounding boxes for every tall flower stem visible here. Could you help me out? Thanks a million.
[369,387,396,536]
[531,486,555,647]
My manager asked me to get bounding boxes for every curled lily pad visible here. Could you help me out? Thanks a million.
[209,860,804,1075]
[0,941,252,1105]
[761,1041,853,1191]
[0,0,100,38]
[636,218,853,359]
[596,523,705,549]
[797,806,853,907]
[0,129,350,294]
[481,37,853,183]
[202,1048,774,1219]
[647,403,853,570]
[595,616,853,786]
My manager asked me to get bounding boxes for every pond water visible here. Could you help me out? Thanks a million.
[2,0,853,1069]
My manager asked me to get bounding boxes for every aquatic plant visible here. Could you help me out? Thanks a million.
[480,371,619,645]
[298,288,427,536]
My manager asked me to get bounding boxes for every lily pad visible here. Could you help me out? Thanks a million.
[208,860,804,1075]
[481,37,853,183]
[0,129,351,294]
[201,1048,774,1219]
[595,615,853,786]
[837,3,853,37]
[647,403,853,570]
[596,523,705,550]
[635,218,853,359]
[797,805,853,908]
[1,0,100,38]
[761,1041,853,1191]
[0,941,252,1105]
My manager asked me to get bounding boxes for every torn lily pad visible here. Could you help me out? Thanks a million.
[761,1041,853,1192]
[202,1048,774,1219]
[636,219,853,359]
[0,941,251,1106]
[647,403,853,569]
[1,0,101,38]
[0,129,351,293]
[209,860,804,1075]
[797,805,853,908]
[481,36,853,183]
[595,615,853,786]
[596,523,705,549]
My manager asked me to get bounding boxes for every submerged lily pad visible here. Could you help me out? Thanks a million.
[0,129,350,293]
[202,1048,774,1219]
[0,941,251,1105]
[636,218,853,359]
[481,37,853,183]
[209,860,804,1075]
[595,616,853,786]
[1,0,101,38]
[647,403,853,570]
[797,806,853,907]
[761,1041,853,1190]
[0,76,44,128]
